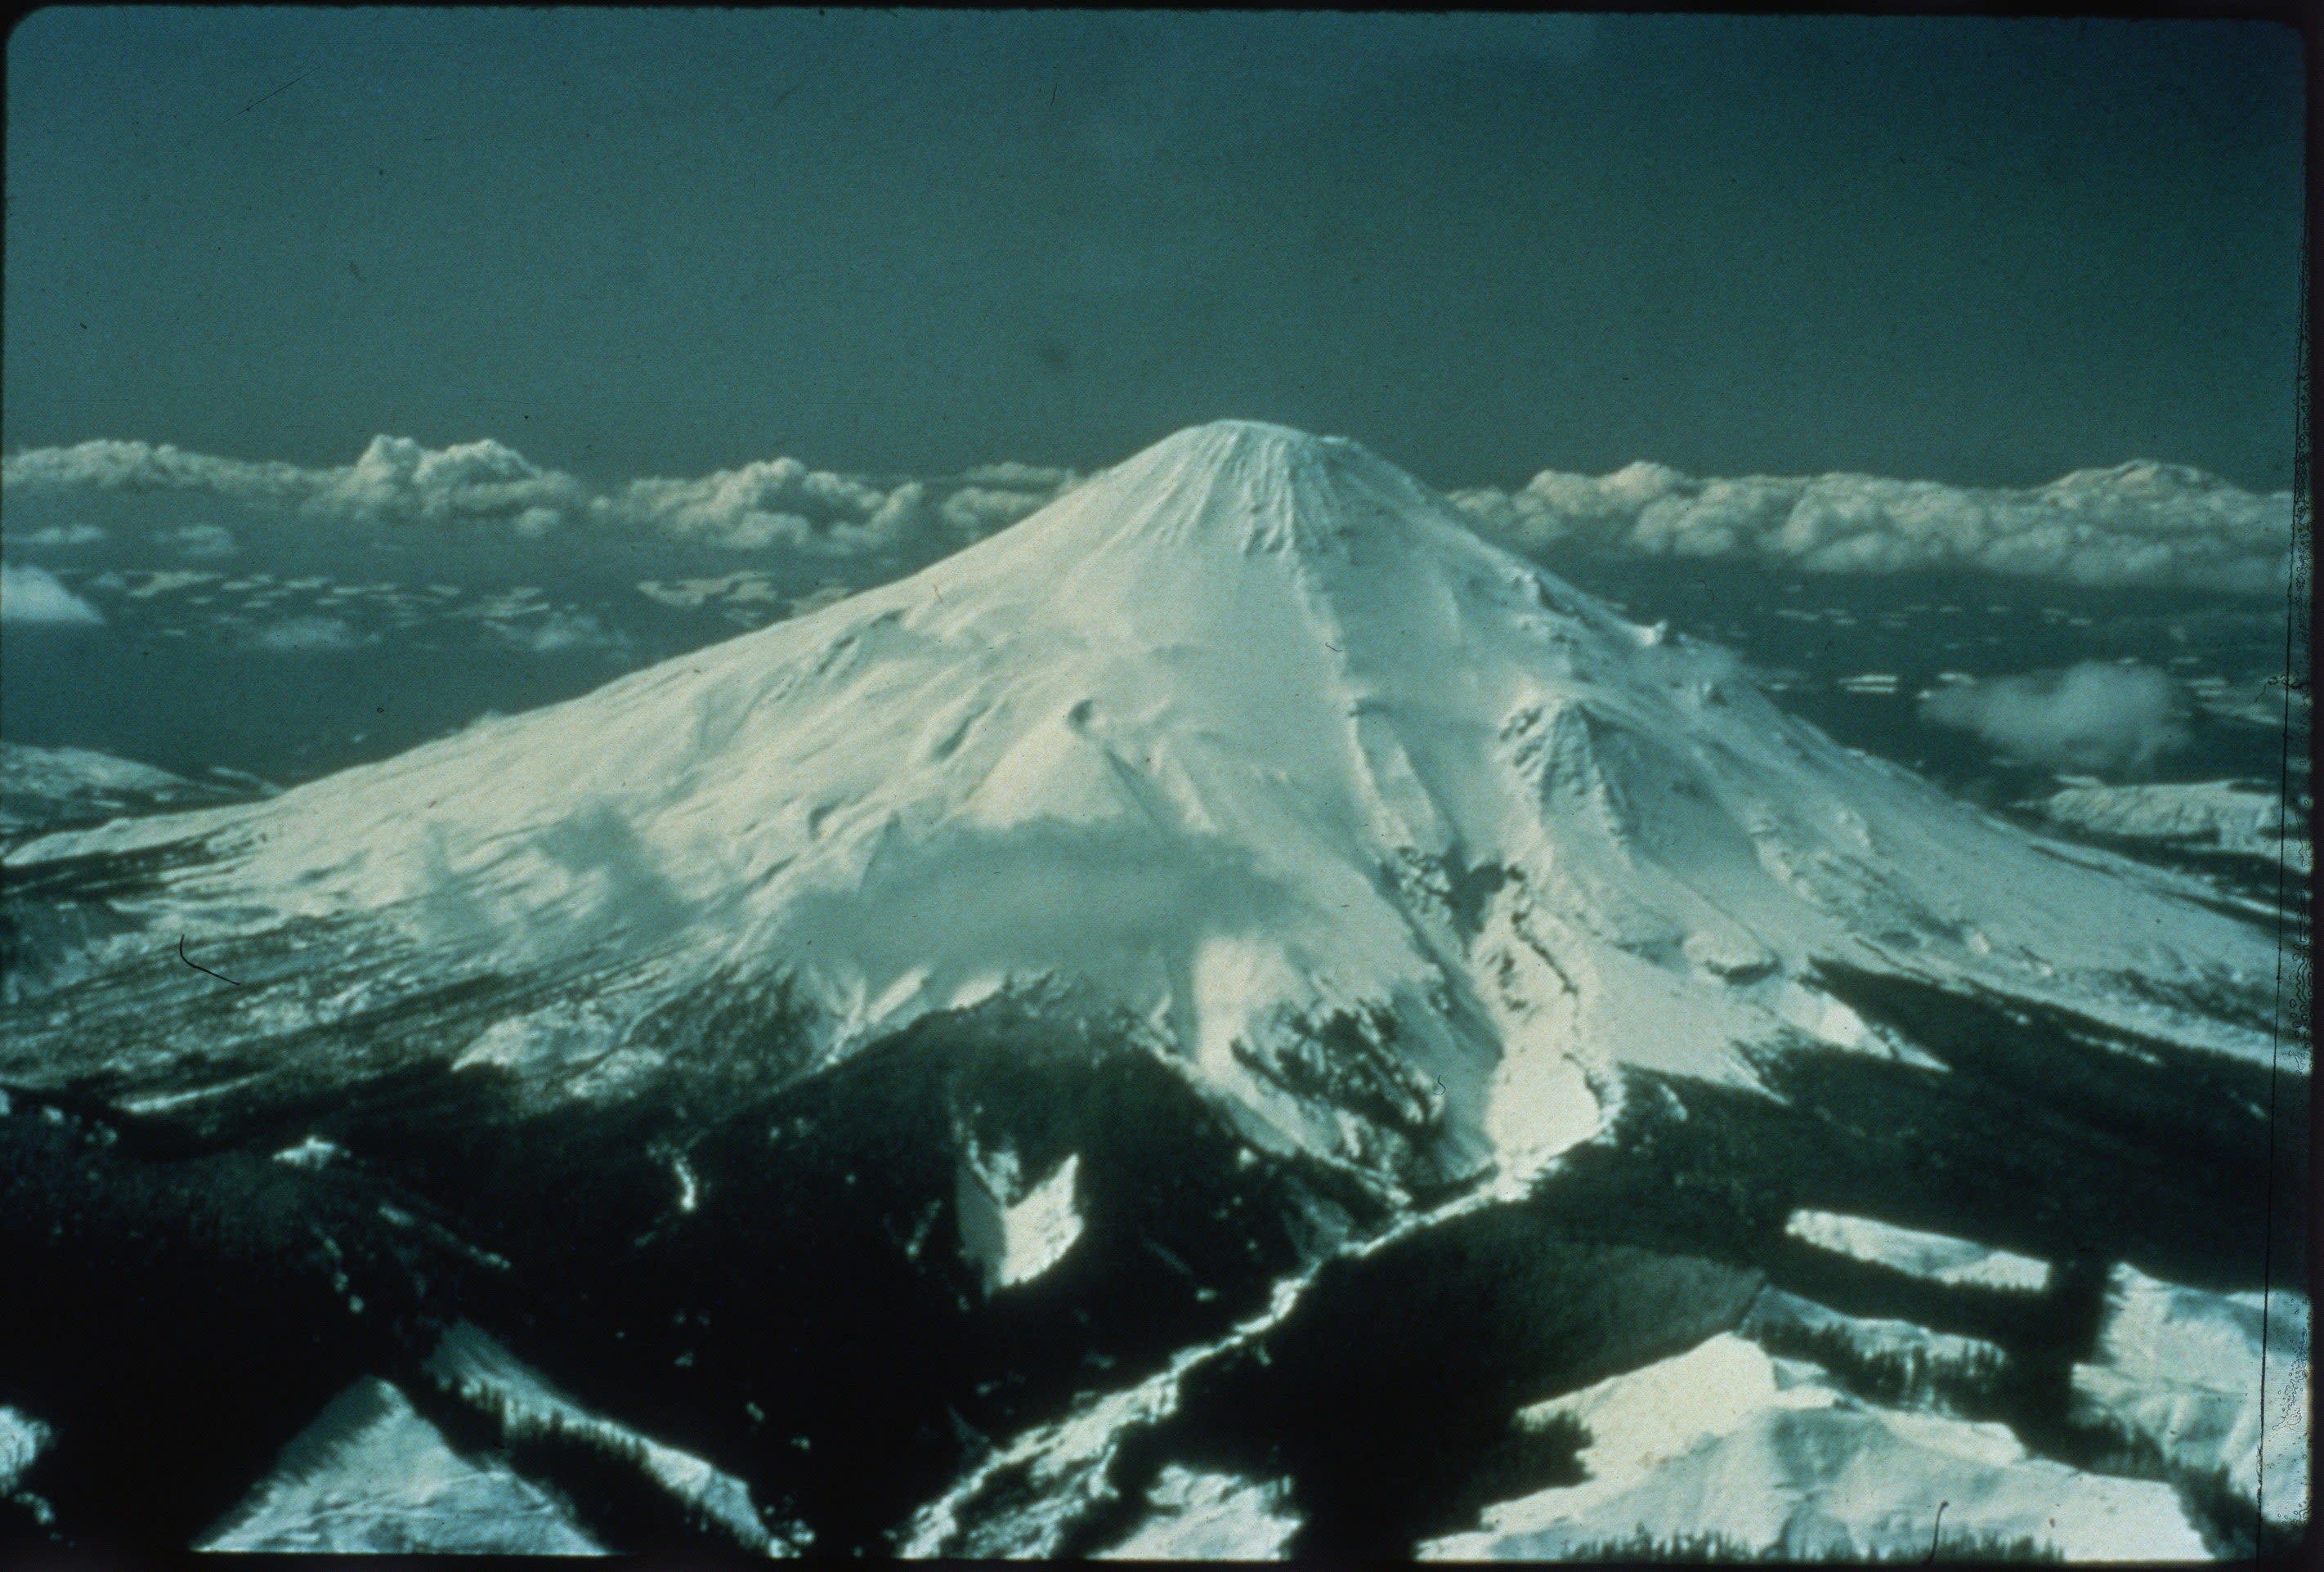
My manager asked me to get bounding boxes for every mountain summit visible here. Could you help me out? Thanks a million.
[1005,419,1489,558]
[2,422,2279,1192]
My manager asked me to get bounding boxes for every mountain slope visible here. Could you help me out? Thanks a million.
[0,742,263,840]
[0,422,2282,1192]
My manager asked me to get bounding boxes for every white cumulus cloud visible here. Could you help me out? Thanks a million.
[1920,661,2194,777]
[635,571,786,611]
[0,563,105,625]
[311,436,593,531]
[611,456,893,551]
[0,439,315,504]
[14,523,107,548]
[3,436,1081,561]
[164,522,241,560]
[247,616,371,653]
[490,610,628,654]
[961,461,1079,490]
[9,435,2284,591]
[1449,459,2294,595]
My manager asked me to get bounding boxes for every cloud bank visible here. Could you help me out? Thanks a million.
[489,610,629,654]
[0,563,105,625]
[1920,661,2193,777]
[2,437,1080,558]
[164,523,240,559]
[1448,459,2293,596]
[7,436,2293,594]
[15,523,107,548]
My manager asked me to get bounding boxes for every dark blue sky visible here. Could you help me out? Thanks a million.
[3,10,2306,490]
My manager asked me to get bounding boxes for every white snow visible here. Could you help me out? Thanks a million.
[2031,780,2309,871]
[903,1176,1565,1558]
[195,1377,605,1554]
[272,1135,345,1169]
[1784,1210,2054,1294]
[0,741,248,835]
[1093,1466,1302,1560]
[0,1406,52,1495]
[1424,1333,2207,1561]
[2,743,190,800]
[1738,1288,2008,1413]
[1511,1331,1797,1476]
[2071,1264,2310,1526]
[423,1319,795,1556]
[956,1149,1086,1293]
[996,1153,1086,1288]
[4,422,2281,1189]
[901,1270,1323,1558]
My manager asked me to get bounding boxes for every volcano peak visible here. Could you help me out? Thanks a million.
[2,421,2279,1200]
[1149,419,1344,460]
[1121,419,1366,493]
[1011,419,1440,562]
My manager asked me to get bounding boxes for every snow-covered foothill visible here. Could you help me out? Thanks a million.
[1784,1210,2054,1294]
[1092,1465,1302,1560]
[0,741,257,837]
[2,423,2282,1194]
[422,1319,797,1556]
[2031,780,2310,873]
[2071,1264,2310,1527]
[2,743,189,801]
[1424,1333,2207,1561]
[195,1377,605,1554]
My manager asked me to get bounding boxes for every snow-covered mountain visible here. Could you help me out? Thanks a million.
[0,742,264,840]
[2,423,2305,1561]
[0,422,2282,1192]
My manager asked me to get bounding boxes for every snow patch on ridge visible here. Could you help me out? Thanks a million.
[197,1377,604,1554]
[1093,1465,1301,1559]
[957,1148,1087,1293]
[1784,1210,2054,1294]
[423,1320,798,1556]
[902,1171,1567,1558]
[899,1269,1319,1557]
[272,1135,345,1170]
